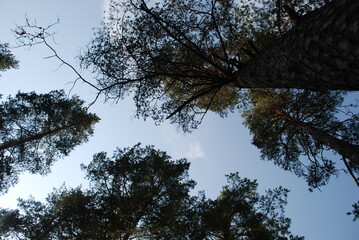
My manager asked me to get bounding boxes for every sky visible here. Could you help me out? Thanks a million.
[0,0,358,239]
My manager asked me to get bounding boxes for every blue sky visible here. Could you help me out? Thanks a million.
[0,0,358,239]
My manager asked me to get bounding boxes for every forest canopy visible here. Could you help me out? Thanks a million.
[5,0,359,233]
[0,90,99,194]
[0,144,303,240]
[14,0,359,130]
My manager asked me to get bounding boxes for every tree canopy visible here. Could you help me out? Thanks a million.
[75,0,357,130]
[193,173,303,240]
[2,1,358,238]
[80,143,196,239]
[0,90,99,194]
[14,0,358,131]
[241,89,359,189]
[0,144,302,240]
[0,43,19,74]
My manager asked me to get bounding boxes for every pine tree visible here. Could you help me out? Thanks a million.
[0,90,99,193]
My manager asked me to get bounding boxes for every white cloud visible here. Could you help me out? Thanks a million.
[186,142,206,159]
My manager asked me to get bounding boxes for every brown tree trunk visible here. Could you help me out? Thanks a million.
[235,0,359,90]
[296,121,359,165]
[276,109,359,165]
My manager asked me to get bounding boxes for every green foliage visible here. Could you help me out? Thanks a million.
[80,0,329,131]
[195,173,303,240]
[81,143,196,239]
[347,201,359,222]
[0,209,23,238]
[0,43,19,74]
[0,144,301,239]
[0,90,100,194]
[241,89,358,189]
[0,198,51,239]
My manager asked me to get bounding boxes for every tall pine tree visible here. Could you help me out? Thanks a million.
[0,90,99,193]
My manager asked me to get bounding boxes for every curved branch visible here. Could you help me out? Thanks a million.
[342,156,359,187]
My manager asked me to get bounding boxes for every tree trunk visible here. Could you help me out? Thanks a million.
[235,0,359,90]
[296,121,359,165]
[0,127,68,151]
[277,109,359,165]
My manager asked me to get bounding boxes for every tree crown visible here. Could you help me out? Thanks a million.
[0,90,100,194]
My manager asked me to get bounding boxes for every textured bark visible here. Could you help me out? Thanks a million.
[235,0,359,90]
